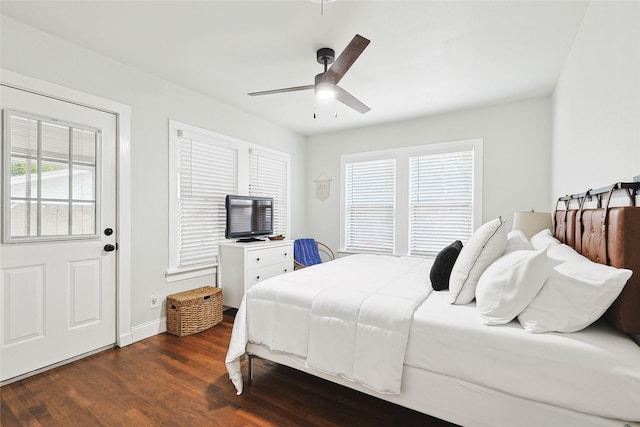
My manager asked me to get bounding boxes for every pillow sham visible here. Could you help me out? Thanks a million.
[529,228,561,250]
[449,217,507,305]
[430,240,463,291]
[505,230,532,254]
[475,249,550,325]
[517,259,632,333]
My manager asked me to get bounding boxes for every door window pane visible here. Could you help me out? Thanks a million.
[10,115,37,156]
[10,201,37,237]
[3,110,99,241]
[73,129,96,163]
[40,161,70,199]
[41,122,70,160]
[41,201,69,236]
[72,165,95,200]
[72,202,96,235]
[10,157,37,198]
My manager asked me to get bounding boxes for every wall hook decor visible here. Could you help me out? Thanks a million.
[314,172,332,201]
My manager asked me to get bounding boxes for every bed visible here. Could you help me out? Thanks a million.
[225,184,640,427]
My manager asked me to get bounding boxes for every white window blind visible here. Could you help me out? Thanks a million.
[344,158,395,253]
[409,150,473,257]
[177,134,237,267]
[248,149,288,236]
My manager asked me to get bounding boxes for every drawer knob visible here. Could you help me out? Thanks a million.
[284,269,288,272]
[256,257,260,262]
[256,276,260,280]
[284,252,287,256]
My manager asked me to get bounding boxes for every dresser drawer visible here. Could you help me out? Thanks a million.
[247,261,292,289]
[246,245,292,269]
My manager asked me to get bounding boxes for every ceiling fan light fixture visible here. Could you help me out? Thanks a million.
[315,81,336,100]
[248,35,370,114]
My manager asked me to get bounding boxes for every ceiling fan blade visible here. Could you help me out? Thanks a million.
[335,86,371,114]
[248,85,314,96]
[322,34,370,86]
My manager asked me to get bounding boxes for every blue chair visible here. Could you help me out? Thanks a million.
[293,238,335,269]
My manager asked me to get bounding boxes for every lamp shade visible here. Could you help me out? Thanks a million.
[512,211,553,239]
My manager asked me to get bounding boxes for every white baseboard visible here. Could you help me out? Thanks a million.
[130,317,167,343]
[118,332,133,347]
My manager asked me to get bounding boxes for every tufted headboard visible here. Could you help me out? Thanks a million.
[553,183,640,334]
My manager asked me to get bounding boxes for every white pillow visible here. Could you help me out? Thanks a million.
[505,230,532,254]
[449,217,507,305]
[517,259,632,333]
[546,244,583,263]
[475,249,550,325]
[529,228,561,250]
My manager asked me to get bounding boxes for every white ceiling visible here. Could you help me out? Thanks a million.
[1,1,589,136]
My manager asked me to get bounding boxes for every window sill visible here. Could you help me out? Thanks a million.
[337,249,395,258]
[165,264,217,283]
[338,249,433,259]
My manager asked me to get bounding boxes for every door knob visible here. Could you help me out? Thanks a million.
[104,244,116,252]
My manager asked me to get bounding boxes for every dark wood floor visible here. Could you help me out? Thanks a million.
[1,311,457,426]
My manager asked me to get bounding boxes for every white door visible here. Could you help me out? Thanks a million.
[0,85,117,382]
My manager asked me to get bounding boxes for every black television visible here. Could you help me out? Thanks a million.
[225,195,273,241]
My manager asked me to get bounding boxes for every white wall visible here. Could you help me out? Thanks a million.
[551,1,639,342]
[306,97,552,252]
[0,16,307,334]
[552,1,640,199]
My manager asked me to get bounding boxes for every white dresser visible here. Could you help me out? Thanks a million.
[217,240,294,309]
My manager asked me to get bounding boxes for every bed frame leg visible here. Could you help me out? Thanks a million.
[247,354,254,383]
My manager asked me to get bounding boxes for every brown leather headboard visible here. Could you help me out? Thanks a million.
[554,203,640,334]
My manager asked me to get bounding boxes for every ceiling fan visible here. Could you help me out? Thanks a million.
[248,34,371,114]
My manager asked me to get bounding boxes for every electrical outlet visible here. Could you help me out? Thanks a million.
[150,293,159,309]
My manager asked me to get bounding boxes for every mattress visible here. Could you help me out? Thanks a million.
[405,290,640,421]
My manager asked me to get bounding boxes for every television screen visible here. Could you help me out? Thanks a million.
[225,195,273,240]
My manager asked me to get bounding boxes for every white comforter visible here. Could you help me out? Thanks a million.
[225,254,431,395]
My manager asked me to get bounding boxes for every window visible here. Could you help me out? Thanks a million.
[341,139,482,256]
[344,158,396,253]
[3,110,98,242]
[409,150,474,257]
[249,149,289,237]
[176,130,237,268]
[167,120,291,280]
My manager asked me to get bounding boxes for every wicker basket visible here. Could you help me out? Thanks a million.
[166,286,223,336]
